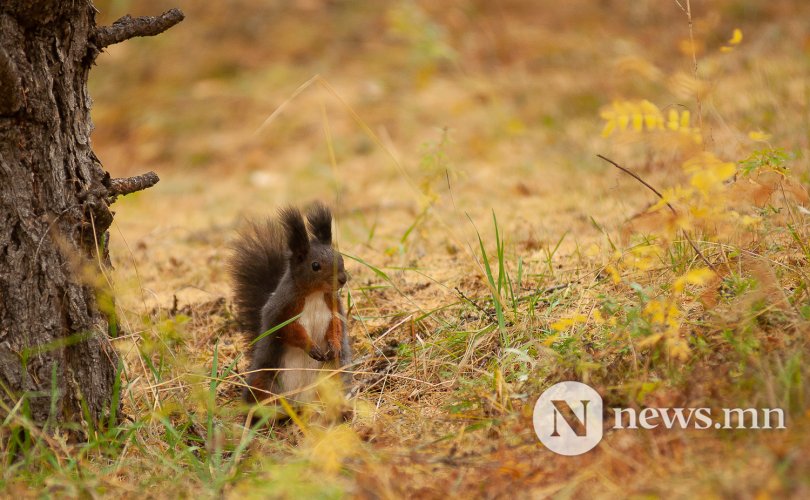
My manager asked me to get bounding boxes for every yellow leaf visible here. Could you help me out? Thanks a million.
[550,314,588,331]
[644,113,660,130]
[606,265,621,284]
[639,99,659,114]
[720,28,743,53]
[673,268,716,293]
[542,334,559,347]
[632,113,644,131]
[713,161,736,180]
[638,333,663,349]
[640,100,662,129]
[667,109,679,130]
[644,299,671,324]
[748,130,772,141]
[679,110,691,129]
[601,119,616,137]
[685,153,736,195]
[665,304,681,328]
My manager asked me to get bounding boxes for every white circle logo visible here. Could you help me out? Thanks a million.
[533,381,603,456]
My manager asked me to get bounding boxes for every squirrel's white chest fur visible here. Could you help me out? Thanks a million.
[278,292,333,402]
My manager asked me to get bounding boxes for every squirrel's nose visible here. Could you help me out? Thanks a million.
[337,271,348,287]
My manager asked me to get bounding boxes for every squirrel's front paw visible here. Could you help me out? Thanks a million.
[308,345,334,362]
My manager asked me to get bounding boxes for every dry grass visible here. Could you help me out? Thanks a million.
[3,0,810,497]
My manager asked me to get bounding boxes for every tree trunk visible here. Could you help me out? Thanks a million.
[0,2,182,432]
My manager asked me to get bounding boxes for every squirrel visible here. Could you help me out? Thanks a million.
[229,203,351,407]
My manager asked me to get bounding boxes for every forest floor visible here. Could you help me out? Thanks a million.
[7,0,810,498]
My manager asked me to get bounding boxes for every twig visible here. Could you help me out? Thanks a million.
[108,171,160,198]
[371,314,414,346]
[685,0,703,135]
[92,8,185,50]
[454,286,498,323]
[598,154,666,200]
[597,154,717,272]
[675,0,704,140]
[515,281,575,304]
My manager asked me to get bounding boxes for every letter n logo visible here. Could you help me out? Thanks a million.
[533,381,603,456]
[550,399,589,437]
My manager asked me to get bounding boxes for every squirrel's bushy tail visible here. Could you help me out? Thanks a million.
[228,219,287,341]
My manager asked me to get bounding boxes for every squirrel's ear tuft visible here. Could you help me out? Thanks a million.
[279,206,309,259]
[306,202,332,244]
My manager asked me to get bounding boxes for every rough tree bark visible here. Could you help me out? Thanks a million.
[0,2,182,431]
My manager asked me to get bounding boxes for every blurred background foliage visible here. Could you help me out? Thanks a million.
[91,0,810,175]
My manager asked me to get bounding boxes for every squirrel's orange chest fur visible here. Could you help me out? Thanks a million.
[278,292,335,401]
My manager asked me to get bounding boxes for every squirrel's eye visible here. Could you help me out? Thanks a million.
[311,261,321,271]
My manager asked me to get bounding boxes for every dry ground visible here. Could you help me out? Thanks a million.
[10,0,809,497]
